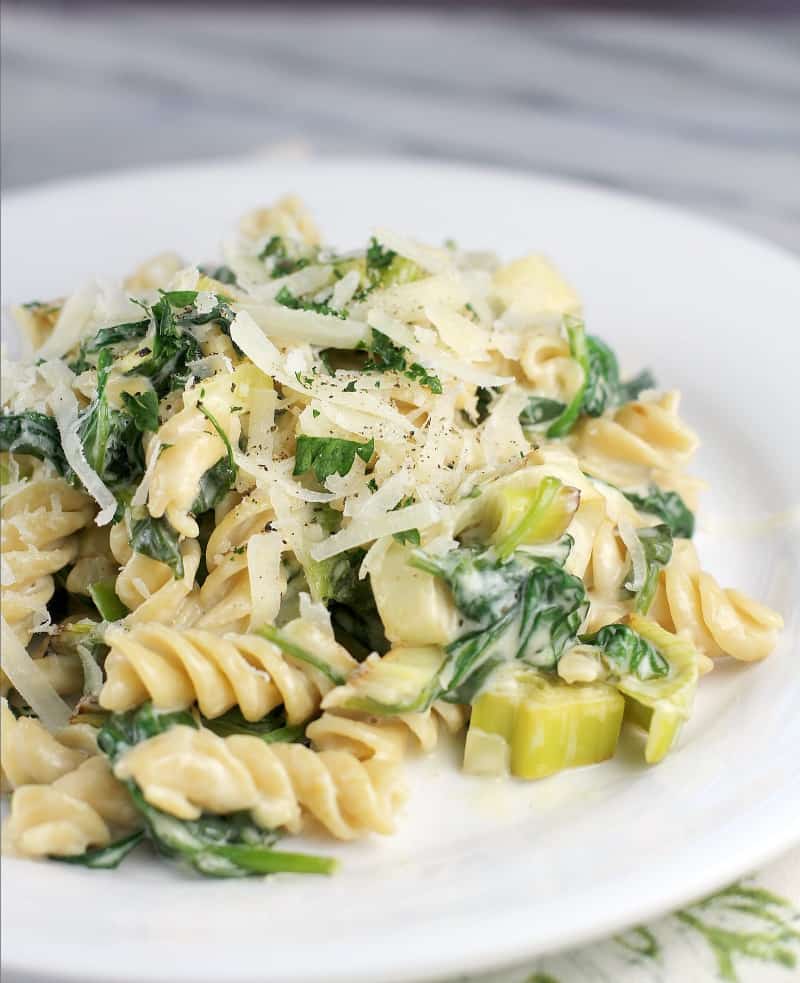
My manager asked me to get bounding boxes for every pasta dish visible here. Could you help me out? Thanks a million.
[0,196,784,876]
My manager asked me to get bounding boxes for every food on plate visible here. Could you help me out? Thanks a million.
[0,195,783,877]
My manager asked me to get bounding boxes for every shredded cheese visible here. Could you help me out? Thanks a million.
[0,616,72,731]
[247,532,285,630]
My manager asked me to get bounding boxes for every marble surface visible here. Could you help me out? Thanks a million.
[2,4,799,252]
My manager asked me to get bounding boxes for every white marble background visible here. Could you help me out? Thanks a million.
[2,3,799,251]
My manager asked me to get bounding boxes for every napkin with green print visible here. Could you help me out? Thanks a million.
[457,850,799,983]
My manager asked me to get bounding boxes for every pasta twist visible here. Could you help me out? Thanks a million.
[650,540,784,663]
[146,385,242,539]
[574,392,700,499]
[100,619,357,724]
[519,333,583,401]
[114,725,402,840]
[1,698,97,791]
[3,757,140,858]
[307,701,469,765]
[1,471,95,642]
[195,490,276,633]
[64,526,117,597]
[111,531,202,629]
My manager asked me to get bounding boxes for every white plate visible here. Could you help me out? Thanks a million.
[2,158,799,983]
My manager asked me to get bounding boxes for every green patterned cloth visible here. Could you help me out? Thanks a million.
[459,850,799,983]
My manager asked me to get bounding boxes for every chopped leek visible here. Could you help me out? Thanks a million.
[323,646,446,715]
[464,665,624,779]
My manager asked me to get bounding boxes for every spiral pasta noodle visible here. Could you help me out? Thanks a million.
[651,540,784,664]
[0,698,97,792]
[1,470,95,642]
[195,490,275,634]
[146,386,242,540]
[100,618,357,724]
[114,725,401,840]
[3,757,140,858]
[307,701,469,764]
[110,522,201,628]
[574,392,700,499]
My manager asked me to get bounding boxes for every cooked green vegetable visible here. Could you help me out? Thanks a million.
[365,237,422,289]
[294,435,374,484]
[275,286,344,319]
[127,508,184,578]
[615,615,699,764]
[88,580,129,622]
[77,350,146,490]
[491,476,580,560]
[624,486,695,539]
[546,317,657,437]
[129,293,203,397]
[412,540,588,703]
[54,830,146,869]
[202,706,306,744]
[519,396,566,433]
[464,666,624,779]
[327,646,447,716]
[190,401,237,514]
[256,624,347,687]
[363,329,442,394]
[0,411,70,476]
[632,524,673,614]
[260,236,312,279]
[581,623,668,680]
[98,705,334,877]
[120,390,159,433]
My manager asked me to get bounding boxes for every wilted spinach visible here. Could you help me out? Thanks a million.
[624,486,694,539]
[0,411,70,476]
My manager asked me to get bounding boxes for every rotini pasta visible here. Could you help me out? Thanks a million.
[3,757,140,858]
[651,540,784,664]
[1,196,784,880]
[1,468,95,642]
[114,725,401,840]
[100,619,356,723]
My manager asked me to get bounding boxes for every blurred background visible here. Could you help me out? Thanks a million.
[2,1,798,250]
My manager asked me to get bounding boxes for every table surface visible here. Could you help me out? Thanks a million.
[1,6,799,983]
[2,4,799,252]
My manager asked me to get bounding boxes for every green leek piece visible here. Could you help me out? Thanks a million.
[88,580,129,622]
[490,476,581,560]
[616,614,698,764]
[325,646,447,716]
[463,666,624,780]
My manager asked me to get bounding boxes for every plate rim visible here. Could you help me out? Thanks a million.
[1,154,799,983]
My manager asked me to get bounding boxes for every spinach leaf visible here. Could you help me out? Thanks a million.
[69,319,151,373]
[54,830,145,870]
[294,434,374,484]
[190,401,238,514]
[546,318,657,438]
[77,350,146,490]
[98,704,196,762]
[257,625,347,686]
[519,396,565,433]
[632,524,673,614]
[624,486,694,539]
[128,786,335,878]
[259,236,311,278]
[474,386,496,424]
[365,237,396,272]
[128,509,184,578]
[120,390,159,433]
[581,623,668,680]
[547,317,590,438]
[202,706,306,744]
[412,543,588,702]
[306,547,389,659]
[618,369,657,404]
[98,705,334,877]
[0,411,70,476]
[129,294,203,397]
[363,329,442,394]
[275,286,343,319]
[392,495,420,545]
[199,264,238,286]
